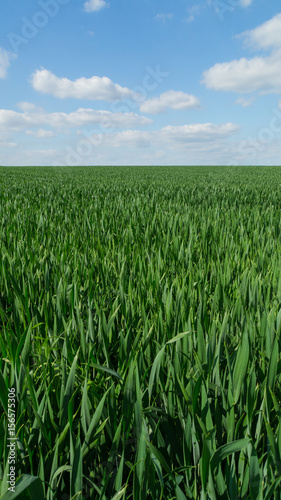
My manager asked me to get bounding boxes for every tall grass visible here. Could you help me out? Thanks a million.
[1,165,281,499]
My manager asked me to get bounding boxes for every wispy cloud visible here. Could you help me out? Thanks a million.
[155,13,174,23]
[240,0,253,7]
[183,15,195,23]
[235,97,255,107]
[183,5,201,23]
[84,0,108,13]
[0,47,17,78]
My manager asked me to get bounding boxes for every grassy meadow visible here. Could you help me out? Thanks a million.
[1,165,281,499]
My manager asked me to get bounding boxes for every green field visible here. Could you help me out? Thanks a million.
[1,165,281,499]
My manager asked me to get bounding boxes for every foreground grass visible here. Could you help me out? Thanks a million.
[1,165,281,499]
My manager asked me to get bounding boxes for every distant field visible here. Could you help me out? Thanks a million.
[1,165,281,499]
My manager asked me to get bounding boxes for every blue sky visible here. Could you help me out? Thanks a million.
[1,0,281,166]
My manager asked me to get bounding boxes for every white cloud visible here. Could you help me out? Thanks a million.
[31,68,140,101]
[239,13,281,50]
[140,90,200,114]
[202,14,281,94]
[155,13,174,23]
[84,0,108,13]
[26,129,56,138]
[0,48,17,79]
[0,107,152,131]
[203,50,281,94]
